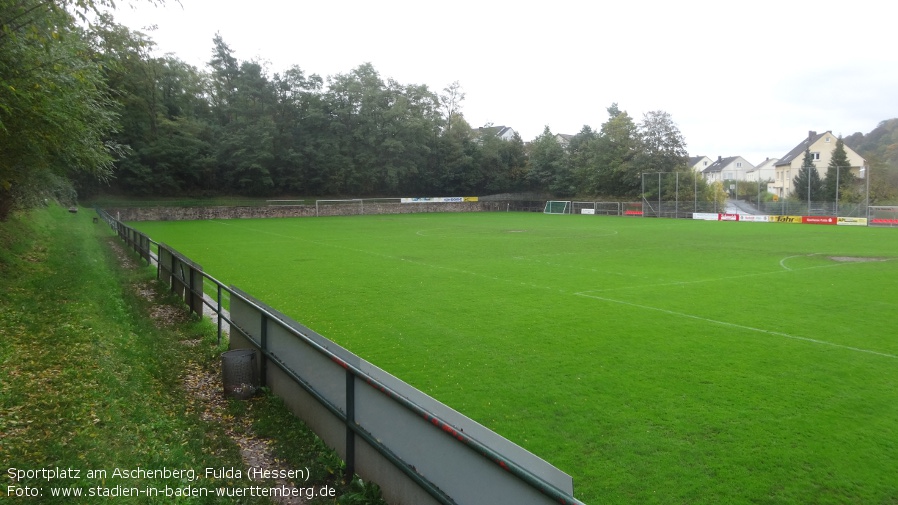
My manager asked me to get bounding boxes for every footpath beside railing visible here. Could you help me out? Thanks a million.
[98,209,586,505]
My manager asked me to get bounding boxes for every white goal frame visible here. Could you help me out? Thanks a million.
[315,198,401,217]
[544,201,572,214]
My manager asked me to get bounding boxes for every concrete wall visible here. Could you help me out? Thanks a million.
[108,201,503,222]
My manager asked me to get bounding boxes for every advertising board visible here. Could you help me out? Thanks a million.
[802,216,837,225]
[837,217,868,226]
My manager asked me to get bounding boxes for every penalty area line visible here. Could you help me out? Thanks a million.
[574,291,898,360]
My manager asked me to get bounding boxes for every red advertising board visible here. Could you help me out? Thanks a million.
[801,216,837,225]
[718,213,740,221]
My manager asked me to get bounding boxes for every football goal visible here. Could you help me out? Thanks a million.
[315,198,401,217]
[544,201,572,214]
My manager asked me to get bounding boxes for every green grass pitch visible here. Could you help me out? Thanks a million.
[133,212,898,504]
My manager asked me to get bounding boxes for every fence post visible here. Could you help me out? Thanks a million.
[345,369,356,482]
[259,314,268,388]
[189,264,203,317]
[216,285,223,345]
[170,251,177,295]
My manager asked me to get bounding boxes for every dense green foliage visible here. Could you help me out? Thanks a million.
[823,137,858,202]
[0,0,132,219]
[844,118,898,203]
[134,213,898,505]
[0,3,694,208]
[92,24,694,201]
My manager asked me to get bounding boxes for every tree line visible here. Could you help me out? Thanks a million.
[1,0,709,220]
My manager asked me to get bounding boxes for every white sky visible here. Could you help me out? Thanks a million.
[108,0,898,166]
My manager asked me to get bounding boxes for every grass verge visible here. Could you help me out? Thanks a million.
[0,205,384,504]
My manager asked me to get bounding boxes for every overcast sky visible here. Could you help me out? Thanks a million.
[107,0,898,166]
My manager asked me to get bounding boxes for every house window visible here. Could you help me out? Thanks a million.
[736,162,742,168]
[812,152,820,161]
[825,137,831,143]
[703,161,708,166]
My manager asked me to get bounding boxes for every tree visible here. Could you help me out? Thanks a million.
[709,180,728,211]
[207,33,239,125]
[865,152,898,204]
[593,105,641,196]
[824,136,857,202]
[566,125,598,193]
[217,60,278,194]
[0,0,130,219]
[635,110,689,174]
[792,149,823,202]
[270,65,325,193]
[527,126,571,195]
[440,81,465,135]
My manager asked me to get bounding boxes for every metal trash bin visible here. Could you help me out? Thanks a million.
[221,349,258,399]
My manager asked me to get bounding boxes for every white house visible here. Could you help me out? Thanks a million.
[555,133,575,149]
[702,156,755,183]
[473,125,518,142]
[688,156,712,173]
[745,157,778,182]
[772,131,866,198]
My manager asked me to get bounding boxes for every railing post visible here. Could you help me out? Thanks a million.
[170,252,177,294]
[345,369,356,482]
[259,314,268,388]
[189,264,203,317]
[216,284,223,345]
[189,264,197,316]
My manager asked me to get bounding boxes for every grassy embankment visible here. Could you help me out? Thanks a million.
[0,205,382,504]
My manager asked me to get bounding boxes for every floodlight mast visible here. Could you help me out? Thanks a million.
[641,173,645,216]
[836,165,841,216]
[863,164,870,219]
[807,169,811,216]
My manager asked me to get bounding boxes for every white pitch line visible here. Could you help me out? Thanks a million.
[779,253,819,271]
[574,291,898,360]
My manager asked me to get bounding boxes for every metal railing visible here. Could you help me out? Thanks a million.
[97,209,586,505]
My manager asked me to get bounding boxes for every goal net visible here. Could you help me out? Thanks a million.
[544,201,572,214]
[869,205,898,226]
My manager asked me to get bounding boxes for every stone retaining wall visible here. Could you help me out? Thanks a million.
[107,201,506,222]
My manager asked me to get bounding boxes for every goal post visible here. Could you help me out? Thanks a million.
[543,201,572,214]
